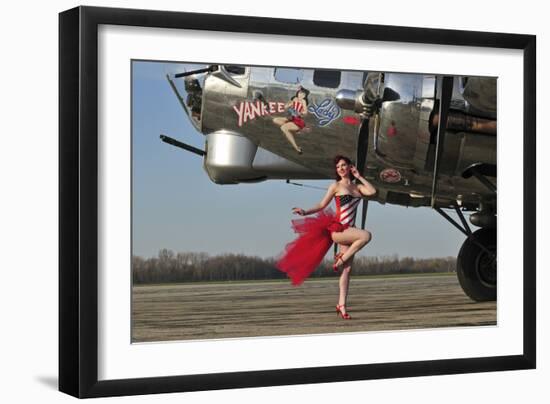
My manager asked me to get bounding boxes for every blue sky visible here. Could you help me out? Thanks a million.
[132,61,466,259]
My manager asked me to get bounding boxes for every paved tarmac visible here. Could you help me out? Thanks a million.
[132,274,496,342]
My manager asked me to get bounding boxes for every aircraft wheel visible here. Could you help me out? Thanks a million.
[457,228,496,302]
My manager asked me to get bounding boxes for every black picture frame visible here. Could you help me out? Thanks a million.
[59,5,536,398]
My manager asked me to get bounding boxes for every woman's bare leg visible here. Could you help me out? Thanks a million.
[332,228,372,264]
[337,244,353,313]
[272,117,287,126]
[280,122,302,152]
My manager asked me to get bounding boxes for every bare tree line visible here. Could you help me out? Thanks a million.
[132,249,456,284]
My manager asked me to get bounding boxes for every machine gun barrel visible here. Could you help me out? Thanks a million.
[174,65,217,78]
[159,135,205,156]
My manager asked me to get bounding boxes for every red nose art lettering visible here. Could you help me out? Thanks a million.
[244,102,252,123]
[234,100,286,127]
[233,102,246,127]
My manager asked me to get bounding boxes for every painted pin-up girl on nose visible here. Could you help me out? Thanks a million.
[272,86,310,154]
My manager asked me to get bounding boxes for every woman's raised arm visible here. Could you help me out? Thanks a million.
[357,180,377,197]
[350,165,377,196]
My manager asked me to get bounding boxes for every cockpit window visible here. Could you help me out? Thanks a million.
[224,65,246,75]
[274,68,303,84]
[313,69,341,88]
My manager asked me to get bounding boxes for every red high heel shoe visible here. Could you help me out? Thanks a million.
[336,304,352,320]
[332,252,345,272]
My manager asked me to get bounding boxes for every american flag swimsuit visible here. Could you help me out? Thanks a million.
[289,100,306,129]
[334,194,361,229]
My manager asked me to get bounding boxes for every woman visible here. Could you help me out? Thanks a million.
[272,86,310,154]
[276,155,376,319]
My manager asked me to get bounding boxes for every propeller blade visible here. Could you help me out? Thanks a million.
[361,199,369,230]
[430,76,454,208]
[355,118,369,231]
[356,118,369,174]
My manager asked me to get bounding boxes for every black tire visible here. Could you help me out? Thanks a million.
[457,228,497,302]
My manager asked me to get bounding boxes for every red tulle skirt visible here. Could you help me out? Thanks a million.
[275,208,347,286]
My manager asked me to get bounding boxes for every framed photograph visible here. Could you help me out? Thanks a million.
[59,5,536,398]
